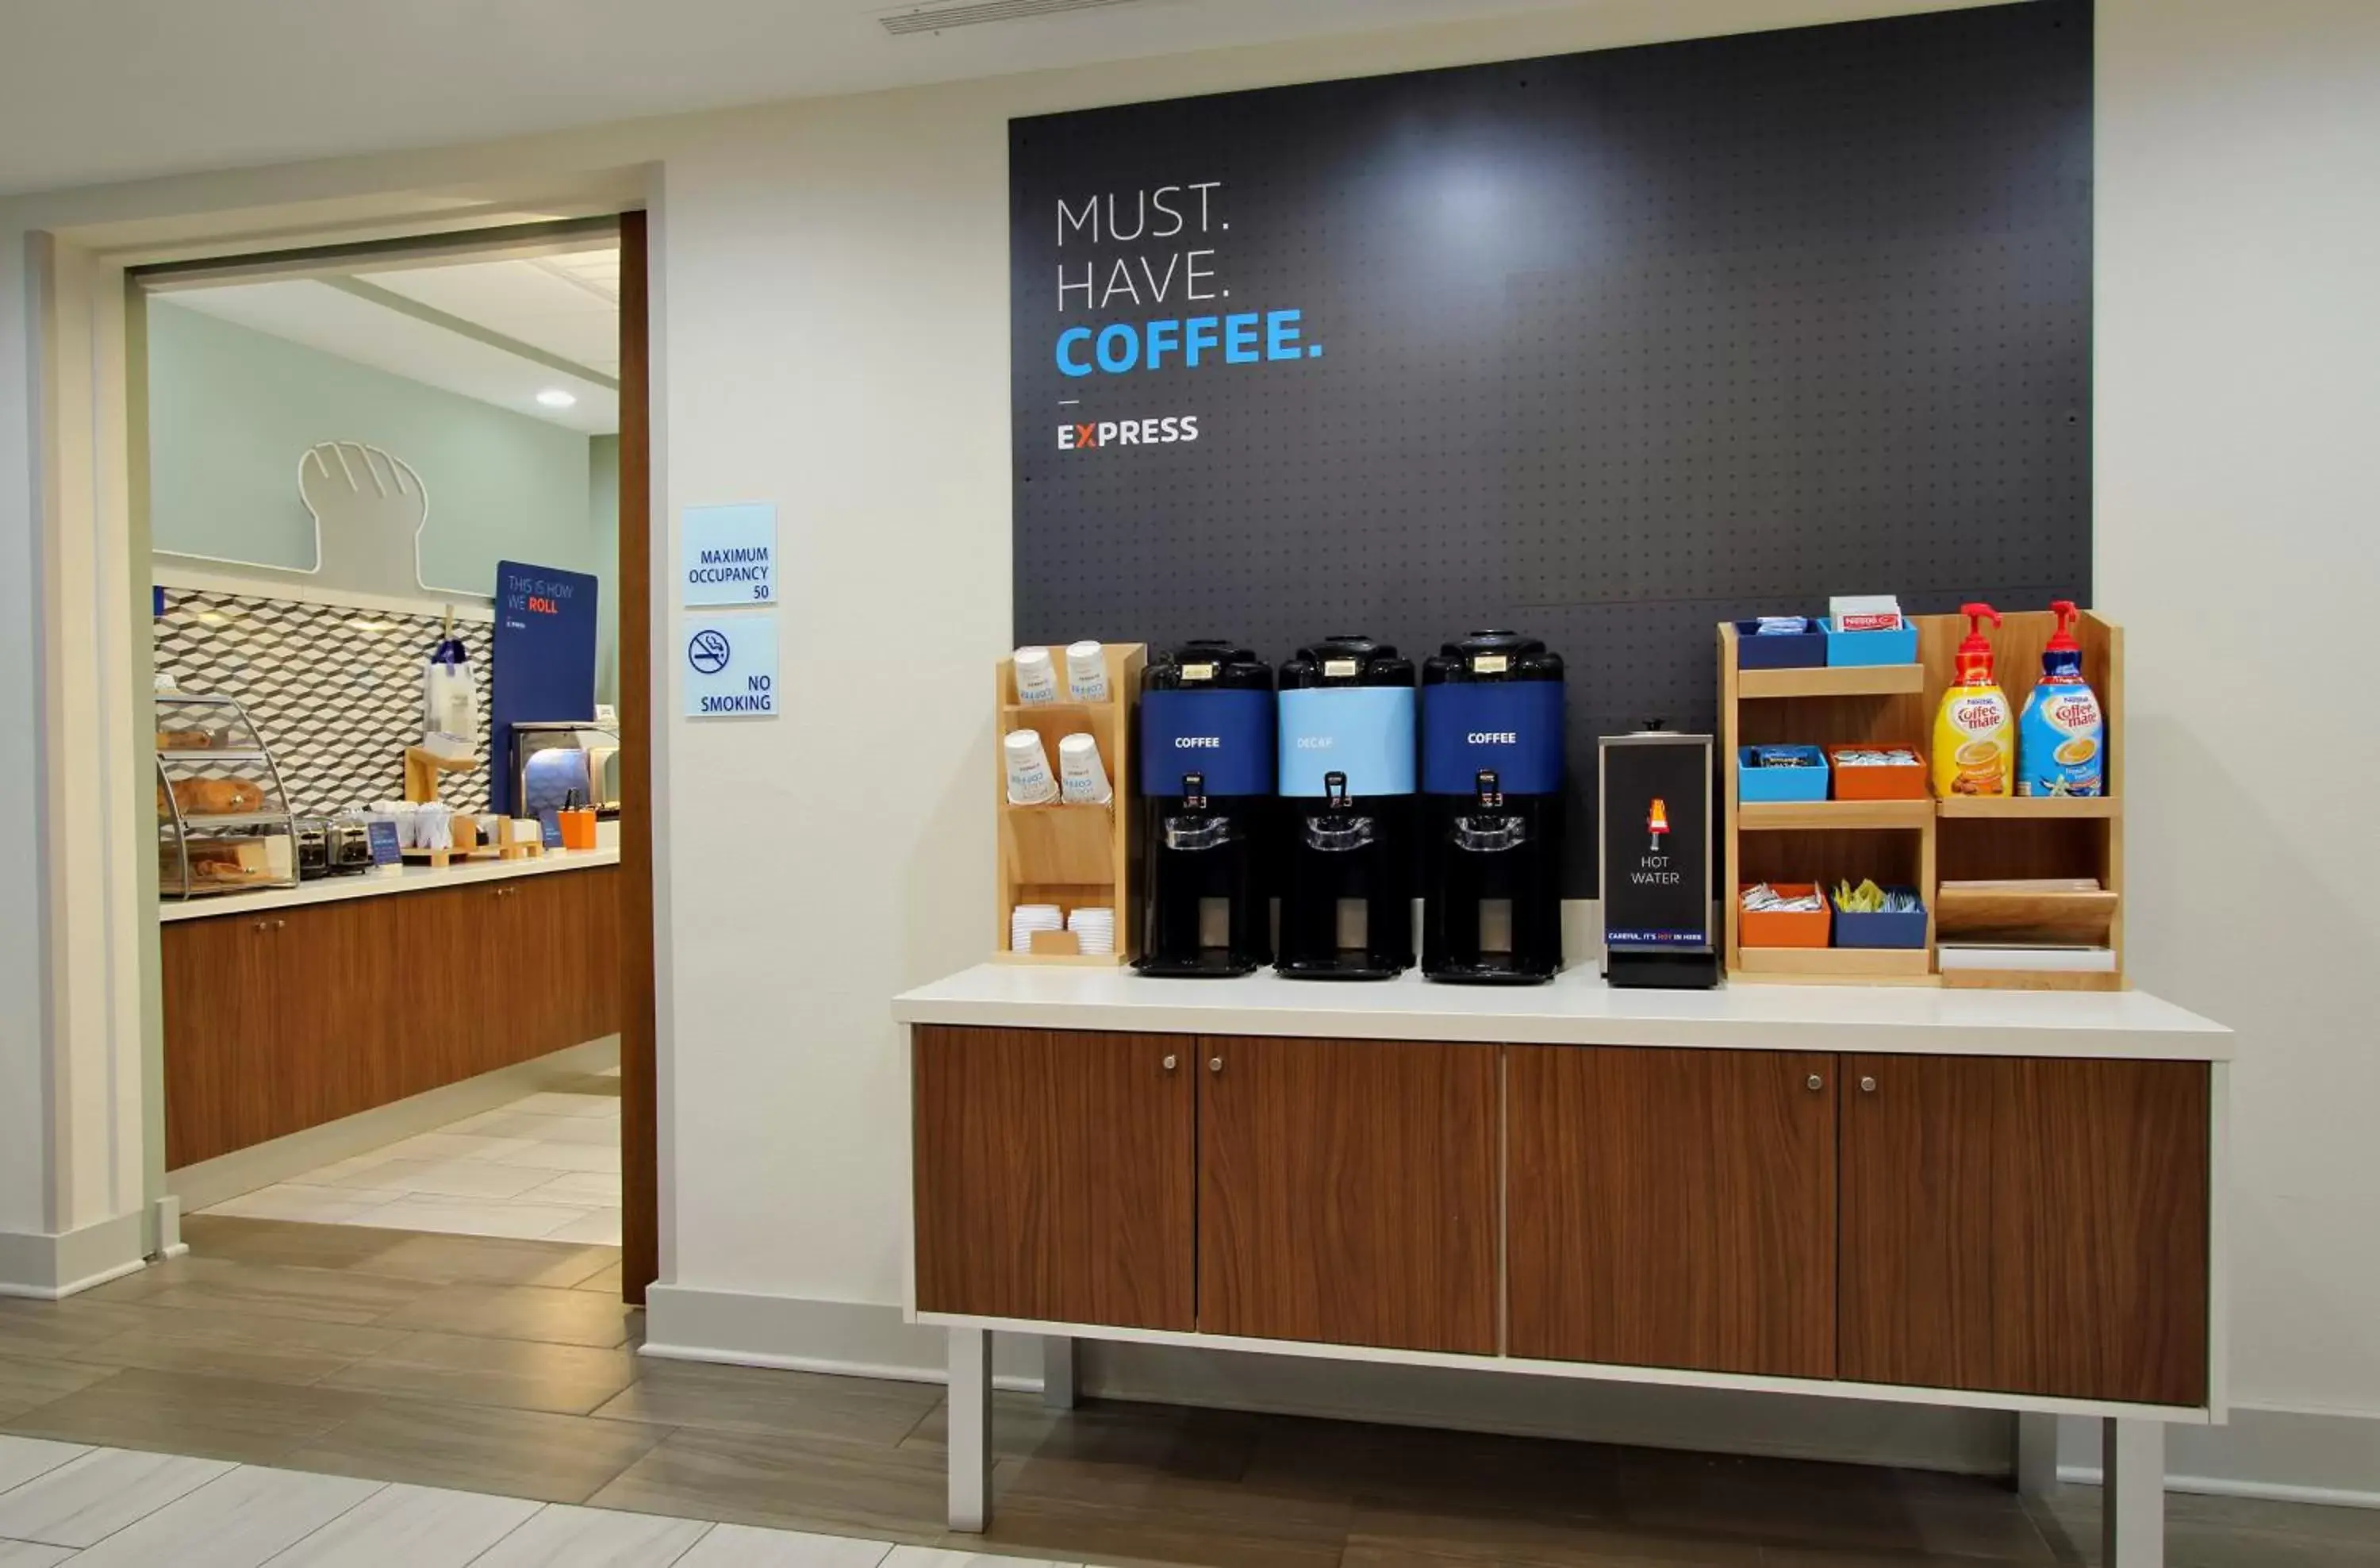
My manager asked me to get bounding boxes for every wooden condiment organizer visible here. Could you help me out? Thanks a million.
[1719,609,2125,989]
[993,644,1142,965]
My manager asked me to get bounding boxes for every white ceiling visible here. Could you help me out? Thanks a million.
[0,0,1606,197]
[165,250,621,435]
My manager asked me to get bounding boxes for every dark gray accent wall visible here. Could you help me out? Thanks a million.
[1012,1,2091,891]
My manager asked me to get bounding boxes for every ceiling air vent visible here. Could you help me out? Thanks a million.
[881,0,1149,35]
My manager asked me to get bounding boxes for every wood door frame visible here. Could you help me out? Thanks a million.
[617,210,658,1302]
[97,203,659,1301]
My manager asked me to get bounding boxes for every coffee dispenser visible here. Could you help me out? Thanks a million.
[1420,632,1566,983]
[1275,636,1416,979]
[1134,642,1275,978]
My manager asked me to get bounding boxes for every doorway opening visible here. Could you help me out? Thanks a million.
[131,216,656,1299]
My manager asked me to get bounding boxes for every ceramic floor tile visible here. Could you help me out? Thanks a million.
[0,1304,157,1361]
[0,1542,76,1567]
[202,1185,400,1225]
[883,1551,1081,1568]
[445,1113,616,1147]
[321,1332,637,1416]
[466,1501,710,1566]
[378,1132,542,1165]
[573,1262,627,1296]
[505,1093,620,1120]
[323,1159,574,1201]
[492,1143,620,1174]
[588,1428,949,1543]
[172,1220,413,1275]
[0,1355,113,1424]
[522,1170,623,1203]
[544,1209,623,1246]
[254,1480,543,1566]
[377,1283,635,1349]
[70,1463,384,1567]
[0,1436,90,1496]
[332,1234,617,1289]
[590,1360,940,1447]
[344,1199,599,1243]
[88,1259,431,1327]
[674,1524,894,1567]
[60,1306,405,1388]
[282,1399,666,1506]
[5,1369,374,1466]
[0,1446,232,1548]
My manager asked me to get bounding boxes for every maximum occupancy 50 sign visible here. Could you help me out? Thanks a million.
[683,503,777,606]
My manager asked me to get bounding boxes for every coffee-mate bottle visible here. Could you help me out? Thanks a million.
[2017,600,2106,796]
[1931,603,2013,797]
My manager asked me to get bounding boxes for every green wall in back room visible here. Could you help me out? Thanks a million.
[148,298,603,604]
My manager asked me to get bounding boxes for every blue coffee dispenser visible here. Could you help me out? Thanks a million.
[1420,632,1565,983]
[1134,642,1275,978]
[1276,636,1417,979]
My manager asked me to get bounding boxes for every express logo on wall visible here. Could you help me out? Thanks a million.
[1044,181,1322,452]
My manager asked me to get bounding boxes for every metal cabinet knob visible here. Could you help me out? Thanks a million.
[1161,1054,1177,1073]
[1806,1074,1824,1092]
[253,920,268,932]
[274,918,286,929]
[1860,1075,1878,1093]
[1209,1056,1223,1074]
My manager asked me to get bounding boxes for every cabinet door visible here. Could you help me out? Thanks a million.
[272,897,408,1128]
[1507,1046,1837,1378]
[912,1027,1194,1330]
[1199,1036,1496,1354]
[162,913,283,1168]
[1840,1055,2209,1405]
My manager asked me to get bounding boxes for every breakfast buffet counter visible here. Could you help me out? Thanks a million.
[155,843,620,923]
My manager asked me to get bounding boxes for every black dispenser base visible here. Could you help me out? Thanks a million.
[1423,958,1558,986]
[1134,951,1265,979]
[1603,949,1721,990]
[1276,953,1410,981]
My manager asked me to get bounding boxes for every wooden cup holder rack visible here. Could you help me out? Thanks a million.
[993,644,1144,965]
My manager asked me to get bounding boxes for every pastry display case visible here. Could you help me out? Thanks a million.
[155,693,298,898]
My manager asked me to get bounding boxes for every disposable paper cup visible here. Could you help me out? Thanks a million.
[1004,729,1060,805]
[1065,641,1109,702]
[1013,647,1059,706]
[1058,732,1111,805]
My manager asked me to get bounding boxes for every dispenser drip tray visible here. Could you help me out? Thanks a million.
[1477,898,1514,955]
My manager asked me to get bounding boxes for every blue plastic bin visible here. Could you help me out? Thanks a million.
[1821,617,1919,667]
[1737,746,1829,802]
[1732,619,1827,670]
[1830,888,1929,949]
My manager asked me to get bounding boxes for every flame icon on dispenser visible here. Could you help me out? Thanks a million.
[1647,797,1670,853]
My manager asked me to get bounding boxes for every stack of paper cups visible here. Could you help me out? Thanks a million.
[1011,903,1063,953]
[1057,732,1111,805]
[1004,729,1060,805]
[1067,905,1115,955]
[1013,647,1058,706]
[1065,641,1109,702]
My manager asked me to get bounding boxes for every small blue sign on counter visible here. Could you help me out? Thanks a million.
[538,810,565,849]
[683,503,777,607]
[365,820,402,867]
[684,615,780,718]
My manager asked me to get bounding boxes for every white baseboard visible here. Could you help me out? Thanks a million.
[642,1286,2004,1474]
[168,1035,620,1214]
[2056,1408,2380,1509]
[0,1210,148,1299]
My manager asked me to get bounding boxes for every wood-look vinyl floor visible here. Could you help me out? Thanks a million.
[0,1217,2372,1566]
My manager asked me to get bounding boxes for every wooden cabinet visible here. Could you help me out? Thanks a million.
[1198,1035,1497,1354]
[912,1027,1193,1330]
[163,867,624,1168]
[1507,1045,1837,1378]
[1839,1055,2209,1406]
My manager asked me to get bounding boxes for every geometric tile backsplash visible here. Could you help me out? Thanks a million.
[155,586,493,816]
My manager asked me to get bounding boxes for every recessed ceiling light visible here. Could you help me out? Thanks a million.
[536,389,578,408]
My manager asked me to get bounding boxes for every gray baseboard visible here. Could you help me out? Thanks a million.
[2058,1408,2380,1509]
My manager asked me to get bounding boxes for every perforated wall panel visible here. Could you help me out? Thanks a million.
[1011,1,2091,890]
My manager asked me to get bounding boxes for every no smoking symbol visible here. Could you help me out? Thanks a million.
[689,628,732,675]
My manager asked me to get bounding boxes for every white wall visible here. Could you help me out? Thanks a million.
[6,0,2380,1492]
[2081,0,2380,1483]
[0,221,48,1239]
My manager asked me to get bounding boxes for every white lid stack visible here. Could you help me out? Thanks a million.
[1066,905,1115,956]
[1010,903,1063,953]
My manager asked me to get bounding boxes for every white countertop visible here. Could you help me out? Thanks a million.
[893,963,2231,1060]
[159,844,620,922]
